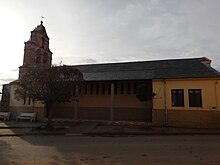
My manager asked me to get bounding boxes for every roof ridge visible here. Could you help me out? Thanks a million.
[69,57,207,67]
[201,62,220,76]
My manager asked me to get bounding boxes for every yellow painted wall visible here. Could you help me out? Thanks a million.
[9,84,44,108]
[54,90,146,108]
[10,78,220,112]
[153,78,220,111]
[78,94,145,108]
[54,82,147,108]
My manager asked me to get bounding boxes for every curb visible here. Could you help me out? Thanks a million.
[0,127,39,129]
[0,132,66,137]
[83,132,220,137]
[1,131,220,137]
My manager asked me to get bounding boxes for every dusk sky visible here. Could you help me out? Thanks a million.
[1,0,220,91]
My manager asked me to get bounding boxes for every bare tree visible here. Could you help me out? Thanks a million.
[15,65,83,127]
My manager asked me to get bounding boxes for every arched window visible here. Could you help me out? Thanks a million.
[35,50,41,64]
[43,53,48,64]
[35,54,41,64]
[42,37,45,49]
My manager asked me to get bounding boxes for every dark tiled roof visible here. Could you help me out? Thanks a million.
[72,57,220,81]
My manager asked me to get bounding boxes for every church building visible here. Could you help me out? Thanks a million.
[1,22,220,128]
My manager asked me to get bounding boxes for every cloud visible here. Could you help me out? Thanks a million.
[0,78,16,94]
[51,1,219,65]
[83,58,97,64]
[0,70,17,88]
[1,0,220,85]
[0,78,14,82]
[11,69,19,72]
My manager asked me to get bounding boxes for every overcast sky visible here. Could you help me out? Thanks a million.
[1,0,220,91]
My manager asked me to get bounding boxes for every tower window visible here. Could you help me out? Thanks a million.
[42,37,45,49]
[43,55,47,64]
[35,54,41,64]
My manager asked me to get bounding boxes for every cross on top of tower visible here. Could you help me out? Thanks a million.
[40,16,44,25]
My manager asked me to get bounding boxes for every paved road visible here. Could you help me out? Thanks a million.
[0,135,220,164]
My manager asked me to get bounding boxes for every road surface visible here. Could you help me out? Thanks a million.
[0,135,220,164]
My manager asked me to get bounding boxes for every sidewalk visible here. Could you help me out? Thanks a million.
[1,120,220,136]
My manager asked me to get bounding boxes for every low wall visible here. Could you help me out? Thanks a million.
[153,109,220,129]
[52,106,150,122]
[52,107,110,120]
[114,108,151,122]
[9,106,220,128]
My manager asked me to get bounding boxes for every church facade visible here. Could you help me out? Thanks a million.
[1,22,220,128]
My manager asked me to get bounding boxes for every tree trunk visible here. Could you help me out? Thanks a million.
[46,102,53,128]
[146,101,152,123]
[32,99,35,112]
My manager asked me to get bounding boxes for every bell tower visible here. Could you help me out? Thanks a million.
[19,21,52,78]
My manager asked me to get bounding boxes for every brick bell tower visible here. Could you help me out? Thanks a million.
[19,21,52,78]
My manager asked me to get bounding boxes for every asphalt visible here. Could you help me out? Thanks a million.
[1,120,220,137]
